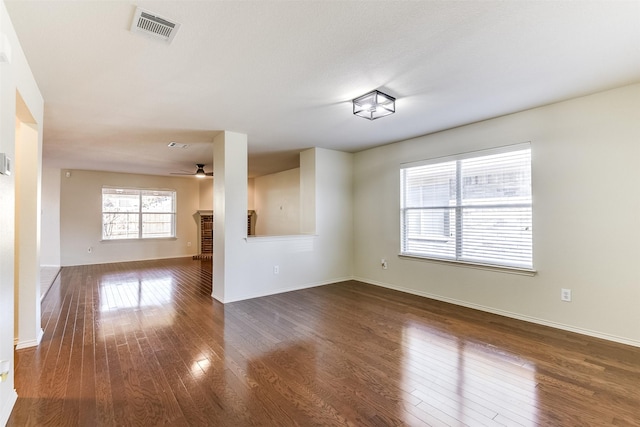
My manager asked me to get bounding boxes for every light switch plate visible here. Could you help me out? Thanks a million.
[0,153,12,176]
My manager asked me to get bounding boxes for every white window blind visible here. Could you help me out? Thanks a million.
[102,187,176,240]
[400,144,532,270]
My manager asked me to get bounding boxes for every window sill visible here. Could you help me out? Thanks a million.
[245,234,317,243]
[398,254,536,276]
[101,237,177,243]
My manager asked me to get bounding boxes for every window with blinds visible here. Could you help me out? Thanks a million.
[102,187,176,240]
[400,143,532,270]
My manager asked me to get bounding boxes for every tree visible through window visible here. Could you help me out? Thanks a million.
[102,187,176,240]
[400,144,532,269]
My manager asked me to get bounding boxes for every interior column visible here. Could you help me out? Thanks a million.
[212,131,248,303]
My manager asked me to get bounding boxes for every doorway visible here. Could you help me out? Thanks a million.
[14,90,43,349]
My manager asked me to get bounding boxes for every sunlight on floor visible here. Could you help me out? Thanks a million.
[402,320,538,426]
[99,275,174,311]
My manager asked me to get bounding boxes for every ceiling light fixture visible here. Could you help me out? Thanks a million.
[195,165,206,178]
[352,90,396,120]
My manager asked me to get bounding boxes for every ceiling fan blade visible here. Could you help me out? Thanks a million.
[170,164,212,176]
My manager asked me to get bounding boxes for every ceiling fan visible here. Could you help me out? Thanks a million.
[171,164,213,178]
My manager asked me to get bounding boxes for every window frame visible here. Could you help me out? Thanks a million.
[101,186,177,241]
[400,143,535,274]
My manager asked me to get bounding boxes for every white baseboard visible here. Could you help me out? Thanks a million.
[15,328,44,350]
[62,254,198,267]
[354,276,640,349]
[221,276,354,304]
[0,389,18,426]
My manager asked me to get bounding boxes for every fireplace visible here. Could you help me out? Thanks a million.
[193,210,257,260]
[194,210,213,260]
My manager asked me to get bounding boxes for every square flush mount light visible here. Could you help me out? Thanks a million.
[352,90,396,120]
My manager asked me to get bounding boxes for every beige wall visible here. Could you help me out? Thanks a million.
[60,170,200,266]
[14,118,42,349]
[247,177,255,210]
[41,166,61,267]
[198,178,213,211]
[353,84,640,346]
[198,178,257,212]
[254,168,300,235]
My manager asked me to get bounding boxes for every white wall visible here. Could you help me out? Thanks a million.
[60,170,200,266]
[212,132,248,302]
[41,166,61,267]
[221,147,353,302]
[254,168,300,235]
[0,1,44,422]
[353,84,640,346]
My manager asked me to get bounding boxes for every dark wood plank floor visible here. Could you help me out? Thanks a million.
[8,258,640,426]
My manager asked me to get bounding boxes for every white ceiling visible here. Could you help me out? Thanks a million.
[5,0,640,178]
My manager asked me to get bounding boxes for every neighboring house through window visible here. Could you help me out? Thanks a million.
[102,187,176,240]
[400,143,532,270]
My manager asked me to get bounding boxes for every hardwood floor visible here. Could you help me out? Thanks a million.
[8,258,640,426]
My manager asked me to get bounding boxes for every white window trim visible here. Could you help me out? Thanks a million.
[398,254,537,276]
[101,186,177,240]
[400,142,533,272]
[400,142,531,169]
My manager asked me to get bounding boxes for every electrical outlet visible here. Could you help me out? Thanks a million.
[561,288,572,302]
[381,258,388,269]
[273,265,279,275]
[187,241,192,247]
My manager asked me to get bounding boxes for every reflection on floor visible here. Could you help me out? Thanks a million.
[9,258,640,426]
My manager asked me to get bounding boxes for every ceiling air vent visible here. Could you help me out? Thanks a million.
[130,7,180,44]
[168,142,188,149]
